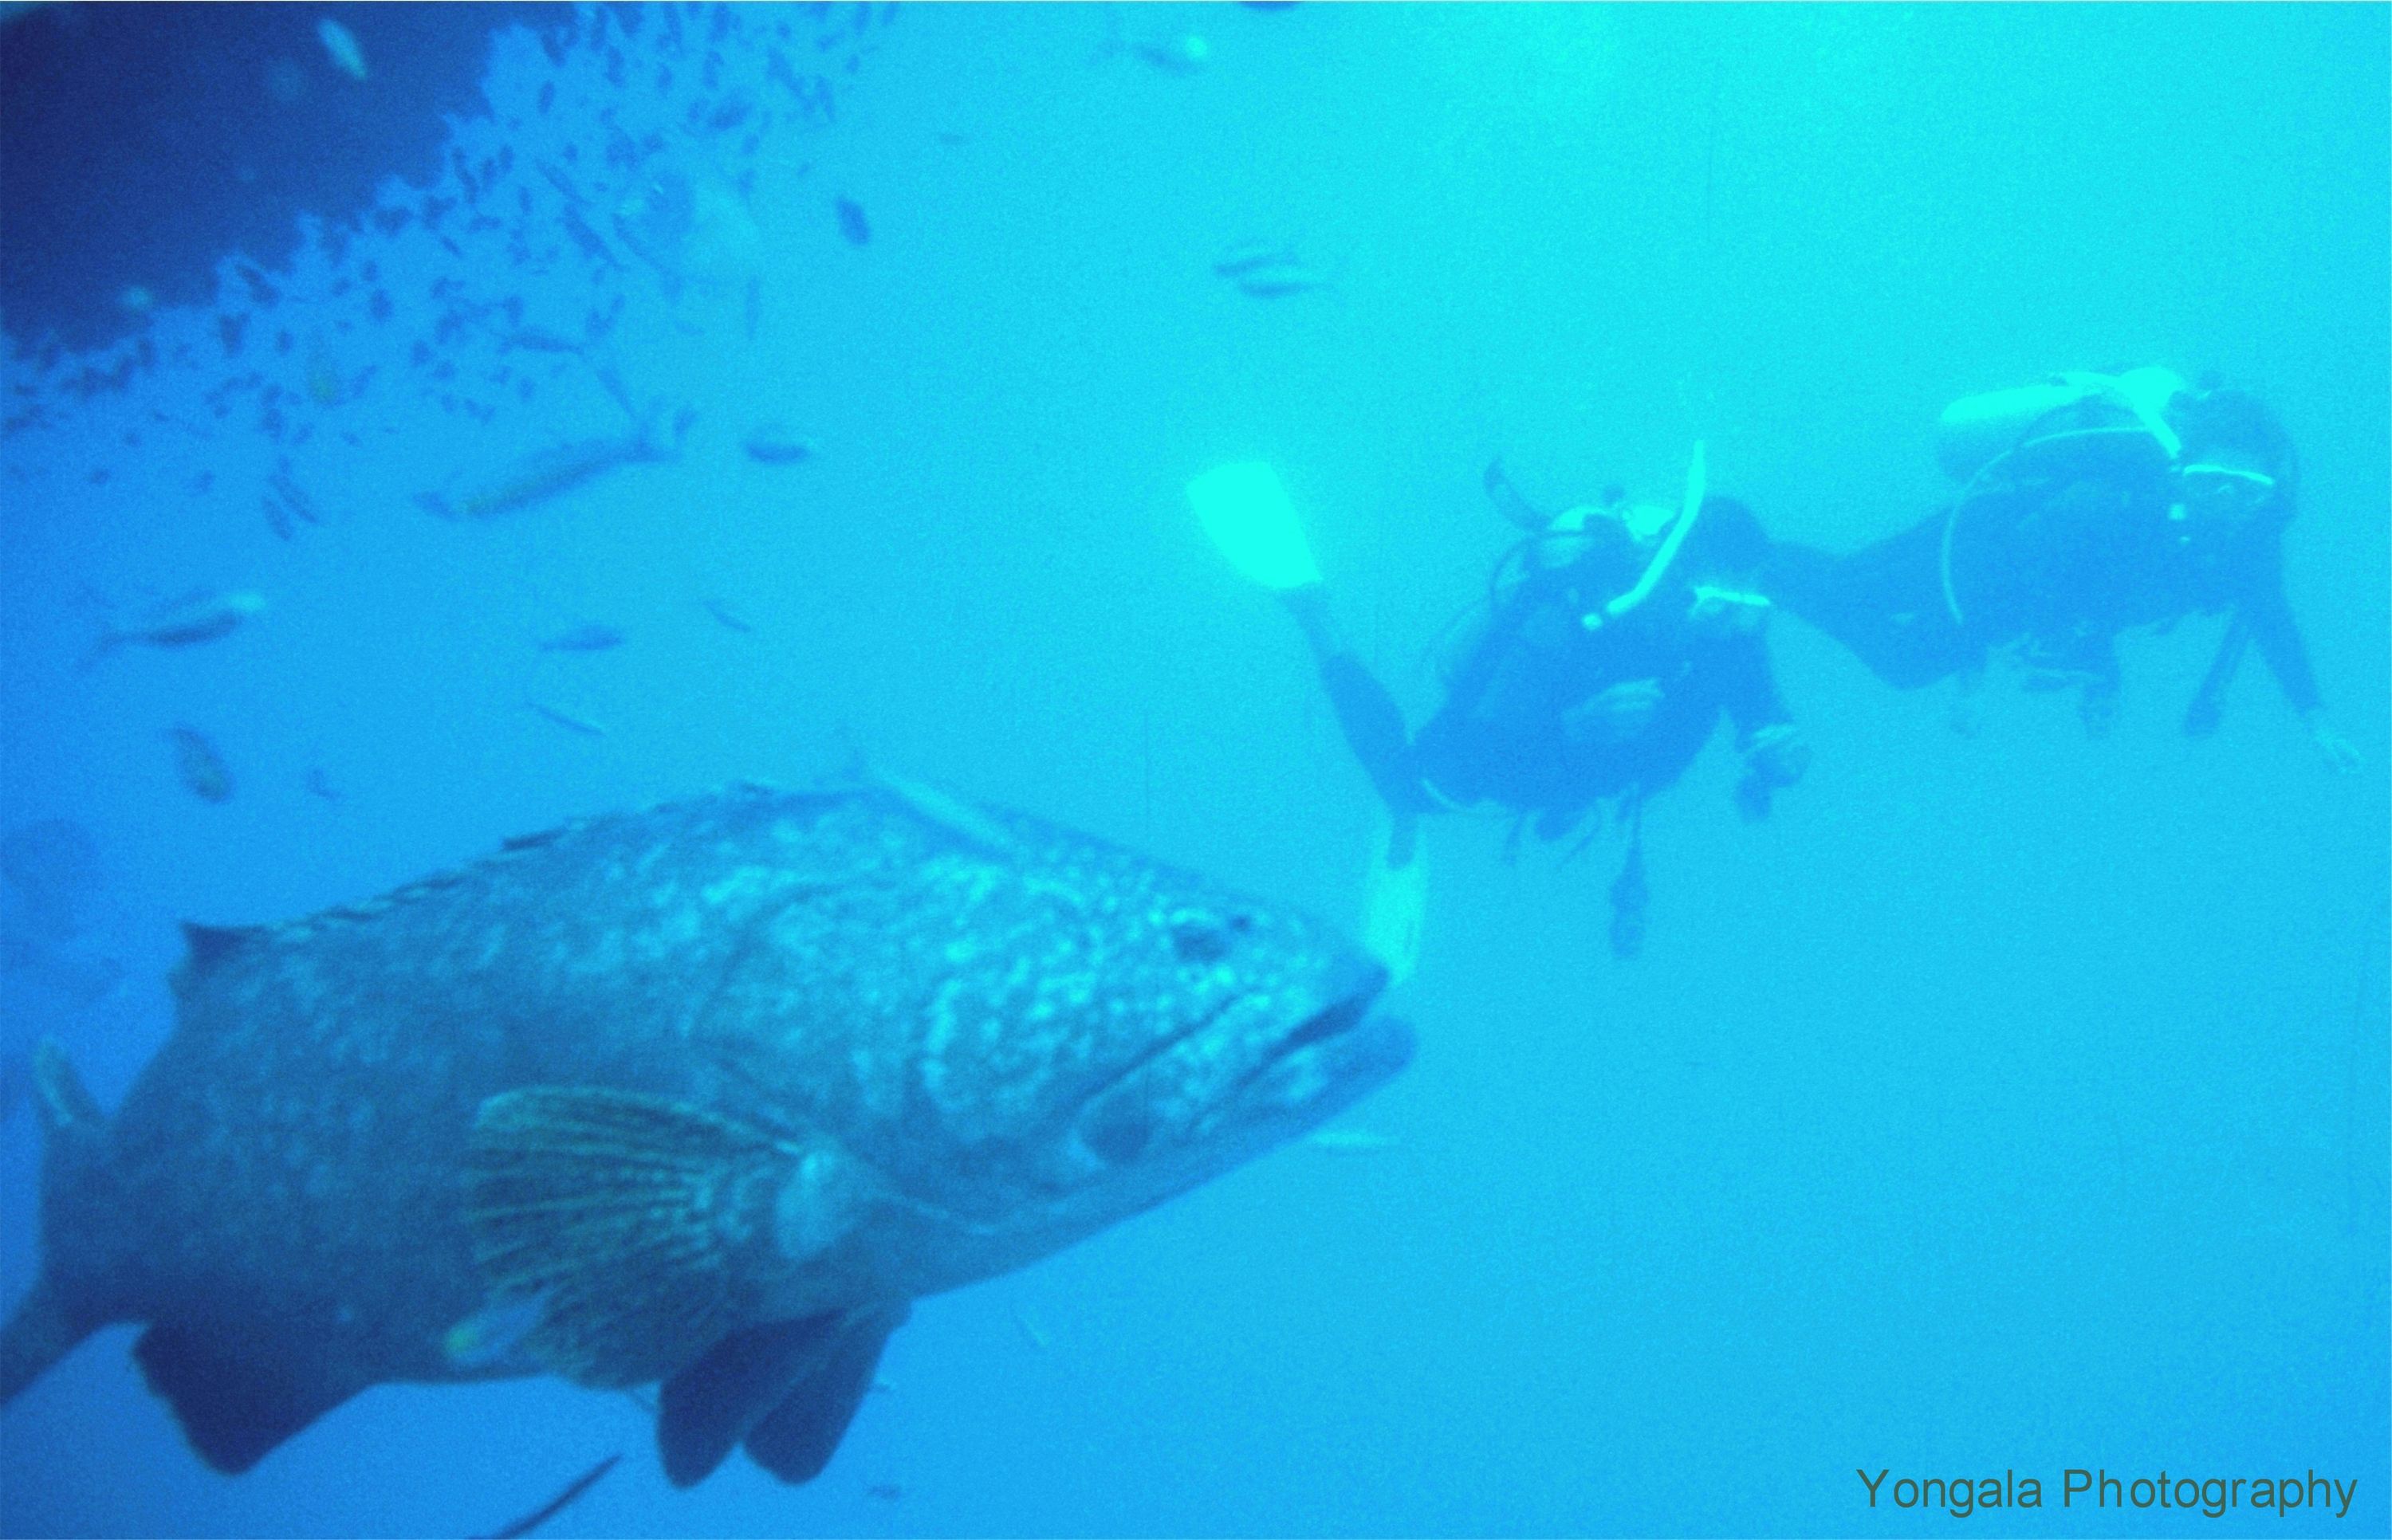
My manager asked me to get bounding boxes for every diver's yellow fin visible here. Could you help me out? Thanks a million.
[1188,461,1322,591]
[1362,820,1426,985]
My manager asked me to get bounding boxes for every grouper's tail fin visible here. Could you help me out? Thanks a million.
[0,1039,110,1405]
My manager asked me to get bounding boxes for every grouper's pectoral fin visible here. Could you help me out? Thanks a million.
[462,1086,875,1391]
[742,1302,907,1483]
[655,1302,907,1487]
[132,1322,366,1475]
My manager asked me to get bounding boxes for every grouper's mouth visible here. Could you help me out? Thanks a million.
[1227,971,1405,1105]
[1072,959,1414,1169]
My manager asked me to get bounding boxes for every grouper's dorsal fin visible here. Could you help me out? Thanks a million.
[179,921,266,973]
[462,1086,879,1390]
[870,772,1018,859]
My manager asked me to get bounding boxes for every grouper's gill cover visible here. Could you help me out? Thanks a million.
[0,780,1414,1488]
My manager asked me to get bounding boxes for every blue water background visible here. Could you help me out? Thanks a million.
[0,5,2385,1535]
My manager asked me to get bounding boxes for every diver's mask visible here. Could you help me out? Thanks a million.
[1687,583,1771,637]
[2171,462,2282,528]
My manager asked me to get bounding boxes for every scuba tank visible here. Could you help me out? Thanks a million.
[1936,367,2188,481]
[1933,368,2189,625]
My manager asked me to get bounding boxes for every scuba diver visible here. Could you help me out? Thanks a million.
[1767,367,2359,768]
[1190,447,1810,964]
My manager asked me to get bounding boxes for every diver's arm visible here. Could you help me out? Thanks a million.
[1718,634,1809,819]
[2237,564,2359,772]
[1718,632,1795,744]
[2238,566,2323,717]
[2182,617,2248,738]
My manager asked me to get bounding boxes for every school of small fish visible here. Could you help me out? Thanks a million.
[25,3,1328,812]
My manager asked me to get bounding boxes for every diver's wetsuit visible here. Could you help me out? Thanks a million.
[1412,498,1795,829]
[1768,393,2322,724]
[1299,497,1797,835]
[1287,493,1800,959]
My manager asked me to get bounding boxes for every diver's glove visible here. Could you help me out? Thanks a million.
[2305,709,2362,775]
[1564,678,1666,746]
[2077,674,2121,739]
[1946,666,1985,740]
[1734,723,1810,821]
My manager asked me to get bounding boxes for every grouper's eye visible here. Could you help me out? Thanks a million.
[1168,911,1241,964]
[1080,1097,1157,1165]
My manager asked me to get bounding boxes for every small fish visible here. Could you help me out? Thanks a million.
[263,496,295,541]
[1304,1127,1397,1154]
[500,326,585,356]
[304,347,344,407]
[419,407,687,521]
[1012,1308,1049,1350]
[166,726,233,803]
[865,1483,903,1503]
[304,768,342,803]
[444,1291,553,1370]
[537,623,627,654]
[1233,263,1331,299]
[1211,242,1298,278]
[833,197,870,246]
[85,590,266,667]
[1134,33,1211,75]
[561,206,618,268]
[1095,11,1212,75]
[317,17,368,81]
[525,701,608,738]
[269,469,321,524]
[474,1453,623,1540]
[742,422,816,465]
[700,598,754,634]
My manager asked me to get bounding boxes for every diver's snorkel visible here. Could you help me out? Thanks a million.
[2062,368,2183,461]
[1583,441,1706,631]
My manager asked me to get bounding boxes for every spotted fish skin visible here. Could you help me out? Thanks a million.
[0,780,1410,1484]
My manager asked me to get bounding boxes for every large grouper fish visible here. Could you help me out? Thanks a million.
[0,779,1411,1486]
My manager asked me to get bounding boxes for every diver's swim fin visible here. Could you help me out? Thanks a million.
[1482,458,1549,532]
[1188,462,1321,591]
[1363,815,1426,985]
[1607,817,1648,961]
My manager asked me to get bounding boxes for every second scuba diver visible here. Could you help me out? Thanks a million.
[1766,367,2359,768]
[1191,447,1810,964]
